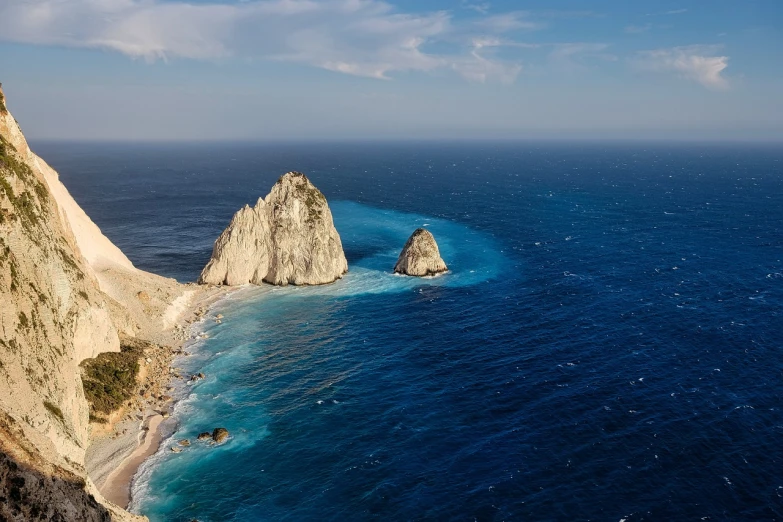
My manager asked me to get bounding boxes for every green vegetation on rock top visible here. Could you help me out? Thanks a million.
[80,340,148,416]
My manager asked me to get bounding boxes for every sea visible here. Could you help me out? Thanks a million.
[35,141,783,521]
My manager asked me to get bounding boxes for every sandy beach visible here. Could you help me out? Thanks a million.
[101,414,164,507]
[85,284,232,510]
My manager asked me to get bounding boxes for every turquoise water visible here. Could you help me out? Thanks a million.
[38,142,783,520]
[129,201,509,519]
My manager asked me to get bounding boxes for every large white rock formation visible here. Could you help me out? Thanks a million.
[394,228,448,277]
[199,172,348,286]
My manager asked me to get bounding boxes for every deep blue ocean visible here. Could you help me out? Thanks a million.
[36,141,783,521]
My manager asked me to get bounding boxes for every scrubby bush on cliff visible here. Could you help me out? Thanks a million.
[80,340,145,416]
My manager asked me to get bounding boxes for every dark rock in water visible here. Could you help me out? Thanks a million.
[197,432,212,441]
[393,228,448,276]
[212,428,229,444]
[178,439,190,446]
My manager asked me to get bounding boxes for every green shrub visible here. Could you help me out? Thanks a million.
[80,341,146,414]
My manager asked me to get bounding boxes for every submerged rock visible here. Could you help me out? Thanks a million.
[394,229,448,277]
[212,428,230,444]
[199,172,348,286]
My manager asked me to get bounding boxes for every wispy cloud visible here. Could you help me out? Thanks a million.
[634,45,730,89]
[474,12,542,33]
[462,1,490,15]
[646,7,688,17]
[452,37,529,84]
[625,24,652,34]
[0,0,546,83]
[0,0,714,89]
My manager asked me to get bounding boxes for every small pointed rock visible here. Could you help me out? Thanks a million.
[394,229,448,277]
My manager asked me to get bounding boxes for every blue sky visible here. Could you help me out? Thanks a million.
[0,0,781,140]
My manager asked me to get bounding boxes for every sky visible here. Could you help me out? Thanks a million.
[0,0,781,141]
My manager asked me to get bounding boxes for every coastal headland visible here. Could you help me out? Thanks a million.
[0,85,230,520]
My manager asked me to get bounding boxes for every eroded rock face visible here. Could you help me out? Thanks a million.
[199,172,348,286]
[0,85,147,521]
[393,228,448,277]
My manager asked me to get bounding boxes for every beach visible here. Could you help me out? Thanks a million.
[85,284,231,510]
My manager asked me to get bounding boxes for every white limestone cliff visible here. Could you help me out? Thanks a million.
[0,85,168,521]
[200,172,348,286]
[393,228,448,277]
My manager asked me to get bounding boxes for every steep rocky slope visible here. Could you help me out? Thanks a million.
[200,172,348,286]
[0,85,182,521]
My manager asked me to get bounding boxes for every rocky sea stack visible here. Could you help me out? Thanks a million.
[199,172,348,286]
[394,228,448,277]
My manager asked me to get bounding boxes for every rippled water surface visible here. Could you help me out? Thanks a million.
[37,142,783,521]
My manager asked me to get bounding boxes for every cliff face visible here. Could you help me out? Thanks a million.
[200,172,348,286]
[0,86,146,520]
[394,228,448,276]
[198,199,272,286]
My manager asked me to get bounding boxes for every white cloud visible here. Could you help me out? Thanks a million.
[474,12,542,33]
[0,0,658,87]
[462,1,490,15]
[635,45,730,89]
[452,38,524,84]
[0,0,453,79]
[0,0,553,83]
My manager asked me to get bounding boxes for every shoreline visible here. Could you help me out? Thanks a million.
[86,284,234,511]
[102,414,164,507]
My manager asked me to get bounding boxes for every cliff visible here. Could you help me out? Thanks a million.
[394,228,448,276]
[0,85,186,520]
[199,172,348,286]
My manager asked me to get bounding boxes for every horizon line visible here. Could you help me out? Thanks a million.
[28,137,783,146]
